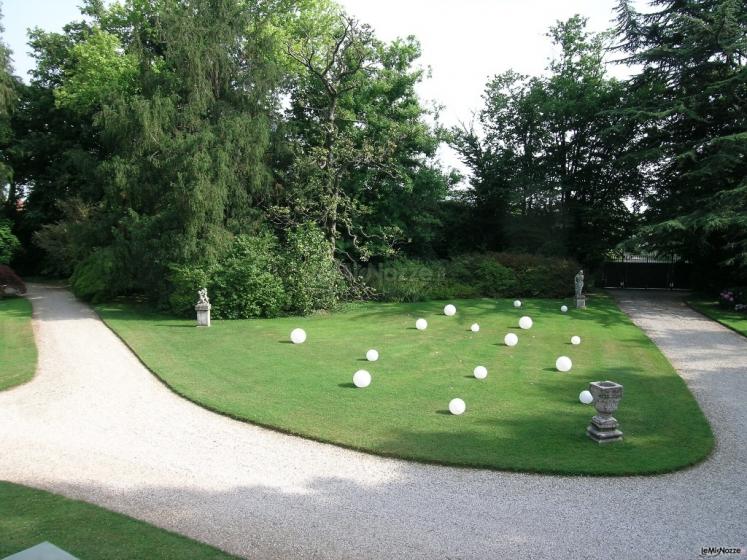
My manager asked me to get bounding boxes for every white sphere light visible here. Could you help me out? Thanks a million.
[513,300,522,308]
[579,390,594,404]
[366,349,379,362]
[556,356,573,372]
[448,398,466,415]
[415,318,428,330]
[504,333,519,347]
[290,328,307,344]
[352,369,372,388]
[571,336,581,345]
[470,323,480,332]
[519,316,533,330]
[561,305,568,313]
[473,365,488,380]
[444,304,457,316]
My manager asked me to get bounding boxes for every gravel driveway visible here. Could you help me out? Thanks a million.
[0,285,744,559]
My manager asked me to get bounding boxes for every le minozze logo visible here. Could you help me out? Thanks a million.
[700,546,745,557]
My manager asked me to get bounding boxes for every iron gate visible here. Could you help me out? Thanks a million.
[601,254,691,289]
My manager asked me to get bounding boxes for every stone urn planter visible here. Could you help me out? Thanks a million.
[586,380,624,444]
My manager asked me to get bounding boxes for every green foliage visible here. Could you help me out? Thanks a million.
[281,224,345,315]
[447,254,518,297]
[491,252,578,298]
[451,16,641,266]
[169,225,342,319]
[54,28,138,113]
[70,247,117,302]
[614,0,747,278]
[366,252,575,302]
[0,219,19,264]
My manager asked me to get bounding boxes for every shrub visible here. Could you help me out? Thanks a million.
[210,233,287,319]
[364,259,448,302]
[168,264,212,316]
[70,248,118,302]
[719,287,746,310]
[0,265,27,295]
[0,220,20,265]
[368,252,578,302]
[447,254,518,297]
[280,224,345,315]
[492,252,578,298]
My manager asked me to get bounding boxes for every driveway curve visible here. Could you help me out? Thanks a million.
[0,285,744,559]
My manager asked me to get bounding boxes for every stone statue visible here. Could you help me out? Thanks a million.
[197,288,210,305]
[574,270,584,298]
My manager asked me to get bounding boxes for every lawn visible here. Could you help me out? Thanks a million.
[0,481,237,559]
[0,296,37,390]
[688,299,747,338]
[97,295,714,475]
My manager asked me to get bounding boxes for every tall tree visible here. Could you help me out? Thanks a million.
[615,0,747,281]
[277,5,452,265]
[453,16,642,265]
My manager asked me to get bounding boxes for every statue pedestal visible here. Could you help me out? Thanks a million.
[576,295,586,309]
[195,303,211,327]
[586,381,623,444]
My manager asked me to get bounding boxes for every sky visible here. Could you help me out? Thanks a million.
[2,0,639,174]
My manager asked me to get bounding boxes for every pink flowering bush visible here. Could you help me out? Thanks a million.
[719,287,746,311]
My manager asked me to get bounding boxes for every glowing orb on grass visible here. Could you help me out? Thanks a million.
[473,366,488,380]
[444,304,457,316]
[470,323,480,332]
[571,336,581,345]
[519,316,533,330]
[415,318,428,330]
[556,356,573,372]
[561,305,568,313]
[449,398,466,415]
[579,390,593,404]
[513,300,522,308]
[366,349,379,362]
[353,370,371,388]
[290,328,306,344]
[504,333,519,347]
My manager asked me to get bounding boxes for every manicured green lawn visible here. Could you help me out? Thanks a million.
[688,300,747,337]
[0,481,236,559]
[0,296,37,390]
[97,296,713,475]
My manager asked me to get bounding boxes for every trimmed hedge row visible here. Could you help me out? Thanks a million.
[364,252,579,302]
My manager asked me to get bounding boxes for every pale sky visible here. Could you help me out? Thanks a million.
[2,0,640,174]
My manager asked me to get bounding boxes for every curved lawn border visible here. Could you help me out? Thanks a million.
[0,296,37,391]
[687,300,747,338]
[95,297,714,477]
[0,481,238,559]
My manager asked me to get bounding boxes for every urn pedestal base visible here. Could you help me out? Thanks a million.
[587,415,623,444]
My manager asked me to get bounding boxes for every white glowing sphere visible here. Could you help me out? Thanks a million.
[513,300,522,308]
[504,333,519,347]
[353,370,371,388]
[448,398,466,415]
[473,365,488,380]
[444,304,456,316]
[415,318,428,330]
[519,316,533,330]
[556,356,573,372]
[561,305,568,313]
[579,390,593,404]
[470,323,480,332]
[571,336,581,345]
[290,328,307,344]
[366,349,379,362]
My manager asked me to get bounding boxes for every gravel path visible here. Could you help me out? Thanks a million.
[1,285,744,559]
